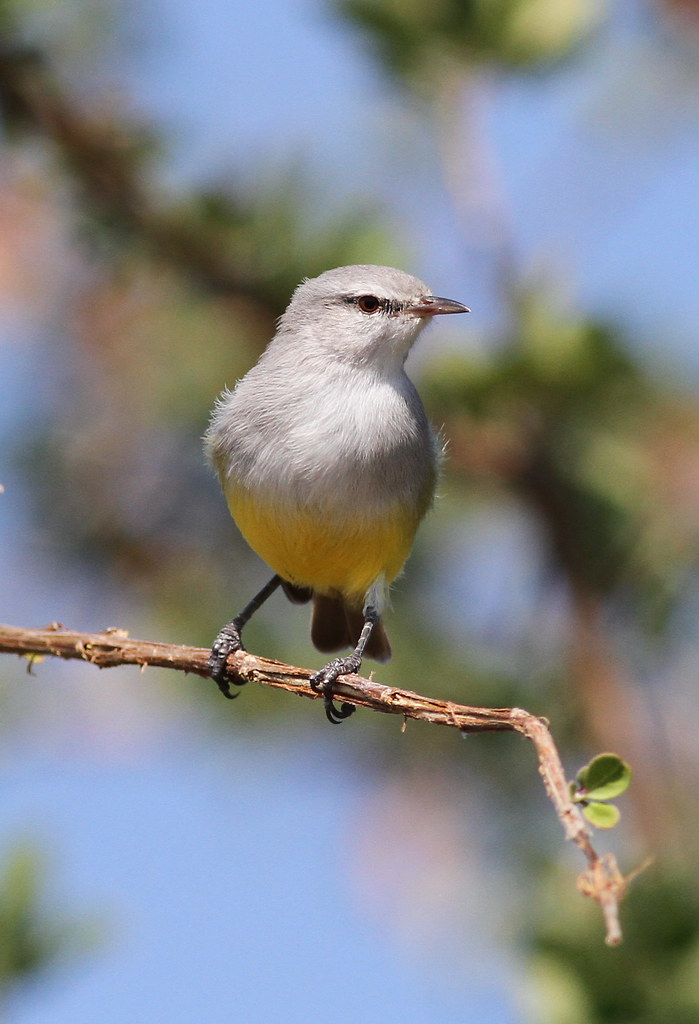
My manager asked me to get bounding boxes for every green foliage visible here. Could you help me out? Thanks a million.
[212,168,405,308]
[0,843,100,999]
[574,753,633,802]
[423,286,695,624]
[568,753,631,830]
[530,871,699,1023]
[579,801,620,829]
[335,0,601,89]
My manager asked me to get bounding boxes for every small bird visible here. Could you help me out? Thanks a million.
[205,265,469,722]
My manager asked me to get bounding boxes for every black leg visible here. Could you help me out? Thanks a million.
[309,606,378,724]
[208,575,282,697]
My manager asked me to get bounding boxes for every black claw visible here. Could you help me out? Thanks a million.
[208,622,246,699]
[325,697,355,724]
[310,656,360,724]
[208,672,241,699]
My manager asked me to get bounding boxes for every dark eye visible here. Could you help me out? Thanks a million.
[357,295,381,314]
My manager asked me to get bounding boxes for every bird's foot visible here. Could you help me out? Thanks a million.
[309,655,359,724]
[208,621,246,699]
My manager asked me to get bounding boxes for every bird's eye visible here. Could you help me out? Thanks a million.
[357,295,381,314]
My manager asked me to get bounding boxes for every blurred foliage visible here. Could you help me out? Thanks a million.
[1,0,699,1019]
[527,869,699,1024]
[0,843,99,1000]
[0,23,402,310]
[424,287,699,629]
[336,0,601,90]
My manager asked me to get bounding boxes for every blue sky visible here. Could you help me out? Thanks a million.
[2,719,517,1024]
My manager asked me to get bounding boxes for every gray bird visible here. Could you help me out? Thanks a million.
[205,264,469,722]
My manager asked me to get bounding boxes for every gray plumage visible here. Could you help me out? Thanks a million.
[206,264,469,662]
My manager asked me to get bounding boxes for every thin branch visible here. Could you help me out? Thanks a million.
[0,621,634,945]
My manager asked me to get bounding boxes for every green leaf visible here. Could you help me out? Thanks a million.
[575,753,632,801]
[582,801,621,829]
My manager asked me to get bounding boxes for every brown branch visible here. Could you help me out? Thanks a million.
[0,621,633,944]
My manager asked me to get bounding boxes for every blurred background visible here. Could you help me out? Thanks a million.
[1,0,699,1020]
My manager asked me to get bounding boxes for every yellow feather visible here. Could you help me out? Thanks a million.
[227,485,419,603]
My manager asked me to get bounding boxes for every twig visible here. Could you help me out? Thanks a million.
[0,621,633,944]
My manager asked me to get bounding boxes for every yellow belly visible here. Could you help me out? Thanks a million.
[227,486,419,602]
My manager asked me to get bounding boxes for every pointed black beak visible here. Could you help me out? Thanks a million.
[406,295,470,317]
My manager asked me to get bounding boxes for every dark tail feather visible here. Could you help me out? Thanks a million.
[311,595,392,663]
[281,580,313,605]
[311,594,351,652]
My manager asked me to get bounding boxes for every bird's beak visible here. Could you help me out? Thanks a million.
[405,295,470,317]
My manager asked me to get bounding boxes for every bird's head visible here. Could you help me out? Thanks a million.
[277,265,469,367]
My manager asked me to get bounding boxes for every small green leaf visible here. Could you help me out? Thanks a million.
[582,801,621,829]
[576,753,632,801]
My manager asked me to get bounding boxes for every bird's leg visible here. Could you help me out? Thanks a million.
[310,605,379,724]
[208,575,282,698]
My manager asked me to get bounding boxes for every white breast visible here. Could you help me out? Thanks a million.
[206,359,438,519]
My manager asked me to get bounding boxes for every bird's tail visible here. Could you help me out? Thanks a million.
[310,594,392,663]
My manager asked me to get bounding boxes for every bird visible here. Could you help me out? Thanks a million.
[205,264,469,722]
